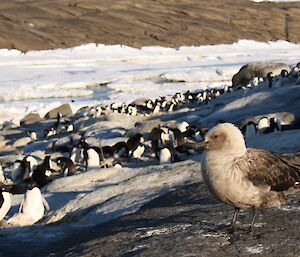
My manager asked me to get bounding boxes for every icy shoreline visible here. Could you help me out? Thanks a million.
[1,40,300,124]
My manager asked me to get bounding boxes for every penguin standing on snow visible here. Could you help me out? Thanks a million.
[56,157,76,177]
[0,185,11,222]
[7,182,50,226]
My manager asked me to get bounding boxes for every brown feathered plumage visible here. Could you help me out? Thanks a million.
[201,122,300,230]
[236,149,300,192]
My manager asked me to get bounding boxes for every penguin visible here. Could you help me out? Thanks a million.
[56,157,76,177]
[130,144,145,159]
[55,112,62,126]
[169,128,186,147]
[111,160,123,168]
[28,131,37,141]
[266,72,274,88]
[244,121,257,138]
[31,156,53,188]
[112,141,128,158]
[150,126,167,157]
[127,105,137,116]
[126,133,145,158]
[166,103,174,112]
[83,148,100,170]
[159,147,173,164]
[251,77,260,87]
[263,117,281,134]
[189,126,207,142]
[257,117,270,135]
[152,101,161,114]
[0,185,11,222]
[11,160,25,182]
[177,121,189,133]
[23,155,38,182]
[291,62,300,78]
[70,146,84,165]
[273,69,290,88]
[101,145,115,158]
[272,117,282,131]
[8,182,50,226]
[44,127,57,138]
[117,103,126,113]
[22,183,50,221]
[65,123,74,133]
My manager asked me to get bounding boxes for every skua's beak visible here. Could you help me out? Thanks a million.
[196,140,208,149]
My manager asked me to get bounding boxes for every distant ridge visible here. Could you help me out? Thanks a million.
[0,0,300,51]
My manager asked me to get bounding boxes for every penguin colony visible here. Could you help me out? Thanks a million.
[0,62,299,226]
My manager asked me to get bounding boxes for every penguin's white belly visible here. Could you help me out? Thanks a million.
[132,145,145,158]
[159,148,172,164]
[87,149,100,167]
[22,190,45,222]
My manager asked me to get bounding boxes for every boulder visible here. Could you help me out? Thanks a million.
[20,112,42,125]
[44,104,73,119]
[12,137,32,148]
[232,62,291,87]
[130,98,151,106]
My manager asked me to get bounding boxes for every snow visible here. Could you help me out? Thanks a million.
[1,40,300,124]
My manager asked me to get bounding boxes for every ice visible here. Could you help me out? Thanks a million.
[1,40,300,124]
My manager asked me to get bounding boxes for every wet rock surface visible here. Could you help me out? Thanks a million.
[37,183,300,257]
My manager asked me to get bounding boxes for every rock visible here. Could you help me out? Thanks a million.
[0,136,6,149]
[239,112,298,128]
[12,137,32,148]
[232,62,291,87]
[44,104,73,119]
[20,113,42,125]
[126,119,161,138]
[74,116,101,131]
[130,98,151,106]
[1,121,18,130]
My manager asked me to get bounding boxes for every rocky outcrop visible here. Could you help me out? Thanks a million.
[44,104,72,119]
[1,0,300,52]
[232,62,291,87]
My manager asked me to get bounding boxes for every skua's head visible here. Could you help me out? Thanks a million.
[204,123,246,156]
